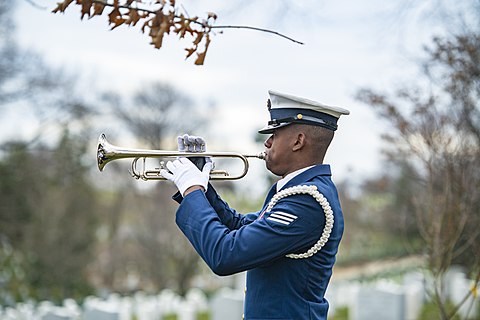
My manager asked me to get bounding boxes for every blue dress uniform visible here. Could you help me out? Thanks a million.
[169,90,350,319]
[173,164,344,319]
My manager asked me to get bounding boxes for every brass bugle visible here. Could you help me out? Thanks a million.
[97,134,266,181]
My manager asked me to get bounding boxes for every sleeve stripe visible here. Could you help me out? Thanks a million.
[273,211,298,219]
[266,211,298,225]
[270,213,295,222]
[267,217,291,225]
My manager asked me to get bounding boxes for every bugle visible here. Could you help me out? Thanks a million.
[97,134,265,181]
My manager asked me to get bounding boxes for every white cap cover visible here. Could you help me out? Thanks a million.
[258,90,350,134]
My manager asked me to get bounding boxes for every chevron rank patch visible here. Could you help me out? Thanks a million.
[267,211,298,225]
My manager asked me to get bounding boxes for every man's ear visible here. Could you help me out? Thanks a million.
[292,132,306,151]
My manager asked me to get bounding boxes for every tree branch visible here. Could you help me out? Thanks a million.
[210,25,304,45]
[52,0,304,64]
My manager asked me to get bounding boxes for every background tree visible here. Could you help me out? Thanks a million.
[0,0,102,304]
[104,82,200,149]
[0,1,56,108]
[332,162,422,269]
[0,130,99,303]
[357,32,480,320]
[94,82,214,295]
[1,0,265,304]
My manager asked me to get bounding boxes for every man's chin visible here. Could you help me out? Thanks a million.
[266,163,281,177]
[265,162,273,173]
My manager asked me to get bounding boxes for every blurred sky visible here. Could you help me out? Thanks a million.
[10,0,450,190]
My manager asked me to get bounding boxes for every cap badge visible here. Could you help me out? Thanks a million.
[267,99,272,111]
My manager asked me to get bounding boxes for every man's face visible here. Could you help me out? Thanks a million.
[263,126,294,177]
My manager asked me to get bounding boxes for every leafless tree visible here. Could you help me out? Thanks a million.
[94,82,212,295]
[357,32,480,320]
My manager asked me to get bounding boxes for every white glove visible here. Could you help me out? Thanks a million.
[177,134,213,172]
[177,134,206,152]
[160,157,213,196]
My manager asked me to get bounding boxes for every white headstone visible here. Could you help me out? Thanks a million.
[326,281,361,316]
[185,288,209,312]
[445,266,466,301]
[83,308,119,320]
[83,297,120,320]
[210,288,244,320]
[13,302,36,320]
[177,300,195,320]
[157,289,182,316]
[352,281,405,320]
[403,271,425,320]
[40,306,77,320]
[133,293,161,320]
[3,307,22,320]
[234,272,247,291]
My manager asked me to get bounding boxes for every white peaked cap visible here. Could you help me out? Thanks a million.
[269,90,350,118]
[258,90,350,134]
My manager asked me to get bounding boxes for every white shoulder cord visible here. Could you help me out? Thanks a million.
[264,185,334,259]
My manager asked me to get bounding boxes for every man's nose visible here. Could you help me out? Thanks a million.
[264,135,273,148]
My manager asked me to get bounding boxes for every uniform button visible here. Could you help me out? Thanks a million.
[244,287,247,294]
[242,314,245,320]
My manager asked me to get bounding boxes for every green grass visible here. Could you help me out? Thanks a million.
[331,306,349,320]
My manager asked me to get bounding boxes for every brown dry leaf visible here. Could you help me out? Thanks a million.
[174,14,196,38]
[151,11,164,29]
[108,7,120,22]
[92,3,106,17]
[108,7,125,29]
[194,51,206,65]
[52,0,74,13]
[160,19,170,35]
[152,30,165,49]
[111,18,126,29]
[164,12,175,34]
[149,25,159,37]
[80,0,94,19]
[204,34,211,52]
[185,47,196,59]
[192,32,204,46]
[126,9,141,26]
[141,20,149,33]
[175,22,188,39]
[194,34,211,65]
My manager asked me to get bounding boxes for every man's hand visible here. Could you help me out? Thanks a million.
[160,157,213,196]
[178,134,206,152]
[177,134,210,171]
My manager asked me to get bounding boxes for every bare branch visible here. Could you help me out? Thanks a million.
[210,25,304,45]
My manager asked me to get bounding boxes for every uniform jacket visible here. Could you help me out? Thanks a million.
[173,164,344,320]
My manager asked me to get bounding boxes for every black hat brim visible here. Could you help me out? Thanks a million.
[257,122,291,134]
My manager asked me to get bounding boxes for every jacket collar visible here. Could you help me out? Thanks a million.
[278,164,331,191]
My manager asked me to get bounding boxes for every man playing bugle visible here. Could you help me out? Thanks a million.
[161,90,349,320]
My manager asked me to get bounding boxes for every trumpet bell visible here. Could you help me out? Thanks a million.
[97,134,112,171]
